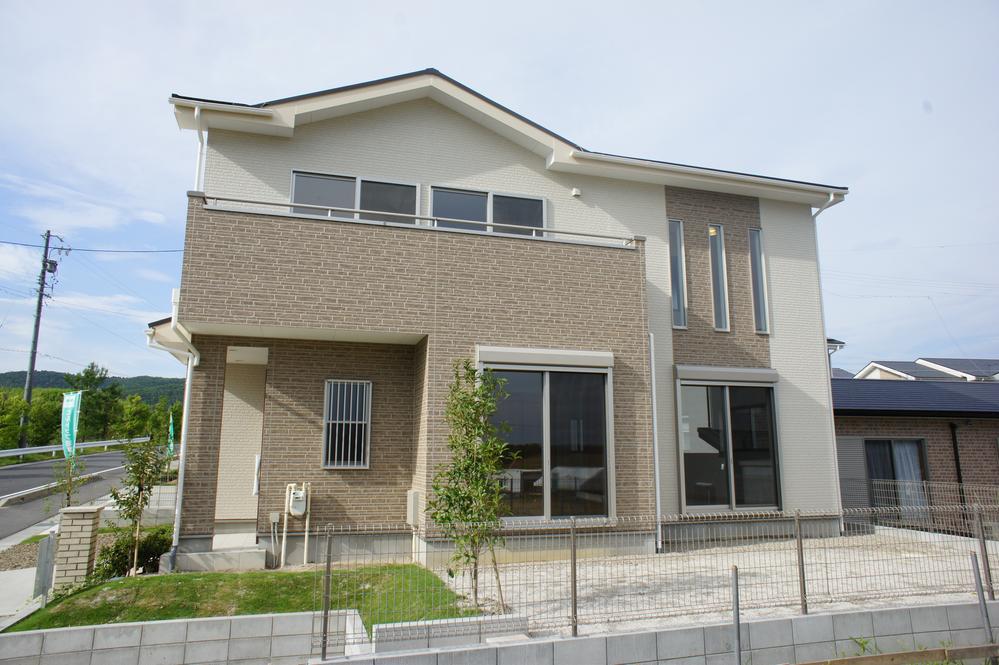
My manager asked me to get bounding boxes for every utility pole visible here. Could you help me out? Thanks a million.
[19,230,60,448]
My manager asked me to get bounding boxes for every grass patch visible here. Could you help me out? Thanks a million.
[5,565,475,633]
[19,533,49,545]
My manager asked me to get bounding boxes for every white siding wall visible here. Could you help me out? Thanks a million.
[760,199,841,512]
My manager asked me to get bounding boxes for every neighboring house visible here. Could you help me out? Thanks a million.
[147,69,848,565]
[830,368,854,379]
[854,357,999,381]
[832,378,999,509]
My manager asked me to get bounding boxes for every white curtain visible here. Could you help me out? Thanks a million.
[892,440,927,507]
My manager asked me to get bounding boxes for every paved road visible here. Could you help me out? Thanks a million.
[0,452,127,541]
[0,451,125,498]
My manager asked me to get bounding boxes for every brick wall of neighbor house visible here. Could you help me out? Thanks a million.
[178,196,654,533]
[835,416,999,484]
[665,187,771,368]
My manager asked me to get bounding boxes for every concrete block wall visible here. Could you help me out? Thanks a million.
[53,505,103,590]
[0,611,357,665]
[313,601,999,665]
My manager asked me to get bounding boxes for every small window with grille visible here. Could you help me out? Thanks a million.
[323,380,371,468]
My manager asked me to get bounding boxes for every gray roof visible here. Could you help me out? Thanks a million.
[830,368,854,379]
[832,379,999,417]
[918,358,999,379]
[871,361,959,380]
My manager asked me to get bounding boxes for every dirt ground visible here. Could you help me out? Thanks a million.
[0,533,115,572]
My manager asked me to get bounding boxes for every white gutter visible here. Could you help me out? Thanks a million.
[572,150,850,199]
[648,332,663,549]
[144,293,200,570]
[168,96,275,117]
[812,192,846,219]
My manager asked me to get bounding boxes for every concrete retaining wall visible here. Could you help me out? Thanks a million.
[313,600,999,665]
[0,610,359,665]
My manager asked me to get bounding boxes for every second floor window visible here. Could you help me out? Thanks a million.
[292,172,417,223]
[432,187,544,236]
[668,220,687,327]
[708,224,729,331]
[748,228,769,333]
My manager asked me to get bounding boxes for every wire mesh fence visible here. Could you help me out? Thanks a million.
[308,504,999,655]
[841,478,999,511]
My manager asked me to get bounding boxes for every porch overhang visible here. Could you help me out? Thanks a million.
[181,321,425,346]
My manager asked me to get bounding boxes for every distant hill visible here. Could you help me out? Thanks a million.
[0,370,184,404]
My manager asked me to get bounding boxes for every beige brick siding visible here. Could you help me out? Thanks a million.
[835,415,999,484]
[179,198,653,534]
[214,362,265,521]
[666,186,771,369]
[54,507,102,589]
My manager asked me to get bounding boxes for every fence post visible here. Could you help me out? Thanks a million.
[33,532,56,607]
[794,510,808,615]
[732,565,742,665]
[320,527,333,662]
[570,517,578,637]
[970,553,996,657]
[974,506,995,601]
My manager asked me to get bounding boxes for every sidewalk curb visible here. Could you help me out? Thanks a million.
[0,466,124,508]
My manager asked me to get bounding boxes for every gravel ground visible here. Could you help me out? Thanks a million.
[0,534,115,572]
[440,524,999,637]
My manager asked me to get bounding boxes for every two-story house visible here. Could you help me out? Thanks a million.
[147,69,848,568]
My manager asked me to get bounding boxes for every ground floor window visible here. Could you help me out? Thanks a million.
[490,368,611,519]
[323,379,372,468]
[680,384,779,510]
[864,438,927,507]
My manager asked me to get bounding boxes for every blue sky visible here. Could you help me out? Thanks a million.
[1,1,997,379]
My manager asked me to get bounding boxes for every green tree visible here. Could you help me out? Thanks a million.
[65,363,123,441]
[0,391,27,449]
[27,390,63,446]
[114,395,151,440]
[110,435,169,575]
[426,359,513,610]
[52,455,87,507]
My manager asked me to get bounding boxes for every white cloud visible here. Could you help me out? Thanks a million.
[0,245,39,281]
[0,173,170,233]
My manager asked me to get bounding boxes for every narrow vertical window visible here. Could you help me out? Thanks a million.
[323,380,371,468]
[668,220,687,327]
[708,224,729,331]
[748,228,769,333]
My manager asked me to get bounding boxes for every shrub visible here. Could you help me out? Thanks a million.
[93,525,172,580]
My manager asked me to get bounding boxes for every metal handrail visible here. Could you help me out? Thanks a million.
[0,436,151,460]
[202,195,638,246]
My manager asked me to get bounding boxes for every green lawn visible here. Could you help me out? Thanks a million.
[6,565,475,633]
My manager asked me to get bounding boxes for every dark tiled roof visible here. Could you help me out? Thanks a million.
[872,361,958,380]
[919,358,999,379]
[831,368,854,379]
[832,379,999,417]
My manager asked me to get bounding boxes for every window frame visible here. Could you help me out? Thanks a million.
[707,224,731,332]
[482,362,615,521]
[431,186,547,237]
[321,379,373,470]
[290,170,421,224]
[748,227,771,334]
[675,379,782,513]
[668,219,689,329]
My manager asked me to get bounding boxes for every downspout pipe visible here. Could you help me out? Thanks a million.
[193,106,205,191]
[648,332,663,550]
[949,422,966,506]
[145,302,199,570]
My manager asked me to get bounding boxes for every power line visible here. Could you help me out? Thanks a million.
[0,347,89,369]
[824,240,999,254]
[1,239,183,253]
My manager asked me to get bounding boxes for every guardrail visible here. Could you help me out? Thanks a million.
[202,195,640,247]
[0,436,151,461]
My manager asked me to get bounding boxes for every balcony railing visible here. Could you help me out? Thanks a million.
[201,195,639,248]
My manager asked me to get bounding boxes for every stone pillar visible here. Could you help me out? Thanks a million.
[54,505,104,589]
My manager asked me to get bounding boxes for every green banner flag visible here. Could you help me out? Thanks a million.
[61,391,82,458]
[168,412,175,456]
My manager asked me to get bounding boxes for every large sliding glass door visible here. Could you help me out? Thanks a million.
[680,383,780,510]
[492,368,610,519]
